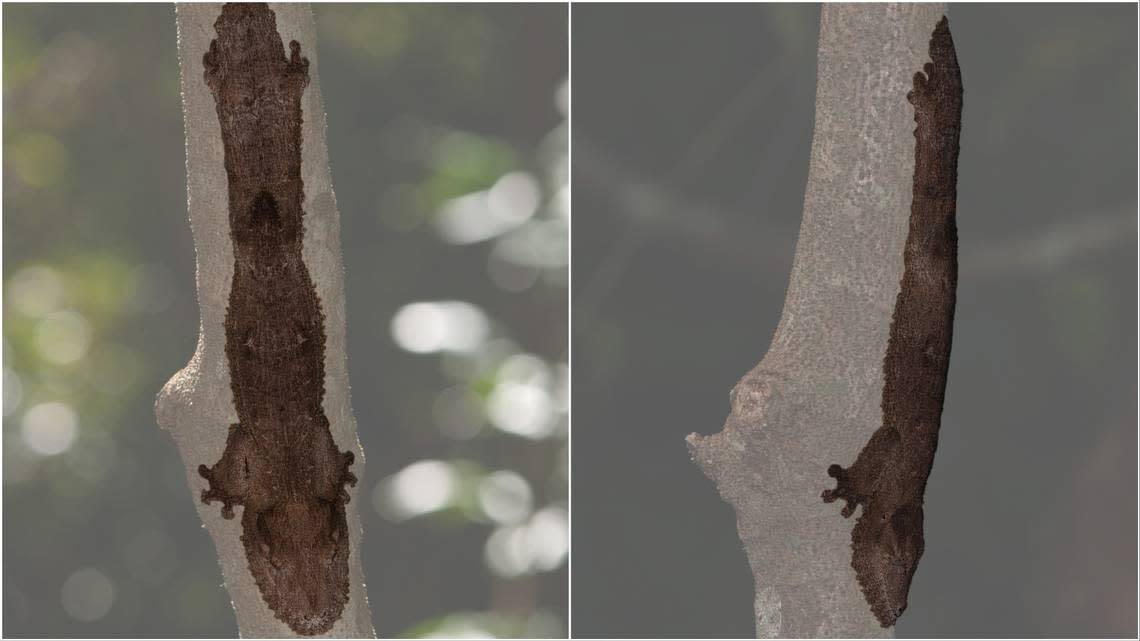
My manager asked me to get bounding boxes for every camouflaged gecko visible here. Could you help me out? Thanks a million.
[821,15,962,628]
[195,4,356,635]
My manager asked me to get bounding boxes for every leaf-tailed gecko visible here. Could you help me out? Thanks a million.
[821,15,962,628]
[194,4,356,635]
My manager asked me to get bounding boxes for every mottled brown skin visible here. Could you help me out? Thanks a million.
[821,16,961,628]
[195,4,356,635]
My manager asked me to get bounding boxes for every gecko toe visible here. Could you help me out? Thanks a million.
[908,72,928,105]
[202,41,220,87]
[823,463,860,517]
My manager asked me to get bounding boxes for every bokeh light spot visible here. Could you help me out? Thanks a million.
[484,525,531,578]
[554,78,568,116]
[34,310,92,364]
[60,568,114,622]
[499,353,550,385]
[4,367,25,417]
[552,362,569,413]
[8,265,65,317]
[487,172,541,226]
[550,185,569,220]
[486,354,556,438]
[422,617,496,639]
[477,470,533,525]
[483,505,568,578]
[21,401,78,456]
[527,506,569,571]
[434,172,541,244]
[494,219,569,269]
[374,460,458,521]
[486,382,553,439]
[390,301,489,354]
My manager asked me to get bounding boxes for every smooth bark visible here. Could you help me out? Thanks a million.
[156,4,375,637]
[686,4,946,637]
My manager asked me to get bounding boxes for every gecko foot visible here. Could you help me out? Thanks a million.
[339,451,357,503]
[285,40,310,89]
[199,463,240,519]
[203,39,221,89]
[821,463,860,518]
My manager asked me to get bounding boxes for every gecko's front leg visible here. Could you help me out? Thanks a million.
[199,422,256,520]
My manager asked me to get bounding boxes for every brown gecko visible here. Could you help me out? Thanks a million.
[821,15,962,628]
[195,4,356,635]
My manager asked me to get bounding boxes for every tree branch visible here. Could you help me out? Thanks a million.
[156,4,375,637]
[686,4,946,637]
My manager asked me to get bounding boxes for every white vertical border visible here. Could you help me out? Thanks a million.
[565,0,574,638]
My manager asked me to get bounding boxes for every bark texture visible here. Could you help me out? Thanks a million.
[685,4,947,638]
[156,4,375,637]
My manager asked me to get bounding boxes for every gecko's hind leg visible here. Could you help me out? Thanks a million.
[199,423,250,519]
[822,425,901,518]
[199,464,241,519]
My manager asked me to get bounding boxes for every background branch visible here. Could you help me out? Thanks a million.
[576,136,1133,298]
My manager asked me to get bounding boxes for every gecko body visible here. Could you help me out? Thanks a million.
[195,4,355,635]
[821,15,962,628]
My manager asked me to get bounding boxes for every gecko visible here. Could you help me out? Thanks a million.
[821,15,962,628]
[195,4,356,635]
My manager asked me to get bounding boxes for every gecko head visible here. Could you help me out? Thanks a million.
[212,4,285,67]
[855,503,925,627]
[243,495,349,635]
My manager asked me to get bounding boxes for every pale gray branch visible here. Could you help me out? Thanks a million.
[156,4,375,637]
[686,4,946,637]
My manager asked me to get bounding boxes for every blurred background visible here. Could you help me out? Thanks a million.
[572,3,1135,638]
[4,4,566,638]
